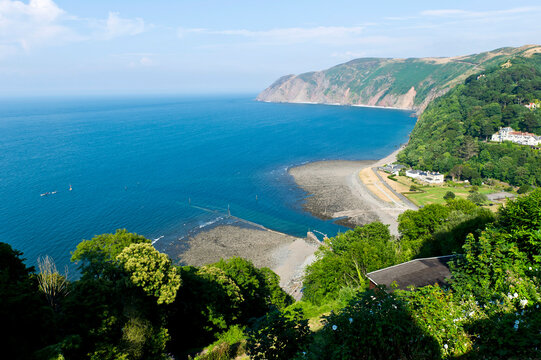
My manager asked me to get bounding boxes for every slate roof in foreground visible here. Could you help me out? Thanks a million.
[366,255,455,291]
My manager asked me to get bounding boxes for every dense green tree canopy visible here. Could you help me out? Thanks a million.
[0,243,53,360]
[71,229,150,279]
[399,54,541,186]
[116,243,181,305]
[303,222,397,304]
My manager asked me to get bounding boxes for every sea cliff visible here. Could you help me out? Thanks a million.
[257,45,541,113]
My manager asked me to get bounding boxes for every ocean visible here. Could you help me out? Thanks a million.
[0,95,415,269]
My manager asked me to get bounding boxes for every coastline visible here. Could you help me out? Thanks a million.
[288,146,415,235]
[259,99,414,111]
[166,146,411,298]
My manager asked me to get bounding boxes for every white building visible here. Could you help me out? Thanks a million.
[491,127,541,146]
[406,169,444,184]
[380,164,406,176]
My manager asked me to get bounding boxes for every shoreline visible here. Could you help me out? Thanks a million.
[163,98,412,294]
[175,224,319,300]
[258,99,414,111]
[164,146,411,298]
[288,145,415,235]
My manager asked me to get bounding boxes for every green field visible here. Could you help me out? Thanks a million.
[388,175,506,207]
[406,184,495,207]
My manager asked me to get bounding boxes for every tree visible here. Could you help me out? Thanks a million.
[467,191,488,205]
[116,243,181,305]
[212,257,292,321]
[443,191,456,200]
[303,223,397,303]
[71,229,149,279]
[398,204,450,259]
[0,243,54,359]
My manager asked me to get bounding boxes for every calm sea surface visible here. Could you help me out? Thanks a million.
[0,95,415,269]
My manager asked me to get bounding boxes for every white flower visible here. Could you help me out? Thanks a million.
[515,320,520,325]
[508,293,513,299]
[349,318,353,323]
[520,299,528,308]
[469,311,475,317]
[529,267,533,270]
[514,292,519,298]
[332,325,337,331]
[444,344,448,350]
[514,323,519,330]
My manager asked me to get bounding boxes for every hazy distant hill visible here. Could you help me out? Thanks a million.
[257,45,541,112]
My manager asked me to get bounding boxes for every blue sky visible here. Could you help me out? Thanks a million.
[1,0,540,95]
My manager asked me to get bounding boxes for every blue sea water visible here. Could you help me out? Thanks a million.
[0,95,415,269]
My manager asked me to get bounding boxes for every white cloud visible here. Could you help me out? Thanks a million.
[104,12,145,39]
[330,51,367,61]
[178,25,366,45]
[0,0,147,55]
[421,6,541,18]
[0,0,78,51]
[139,56,152,66]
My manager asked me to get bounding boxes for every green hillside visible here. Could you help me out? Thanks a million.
[398,54,541,186]
[257,45,541,112]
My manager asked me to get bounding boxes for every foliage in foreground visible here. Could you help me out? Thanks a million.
[1,228,292,360]
[3,190,541,359]
[247,308,310,360]
[304,199,494,305]
[300,190,541,359]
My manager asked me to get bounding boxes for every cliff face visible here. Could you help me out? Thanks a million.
[257,45,541,113]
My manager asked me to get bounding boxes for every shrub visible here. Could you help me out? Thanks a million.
[410,184,419,192]
[443,191,456,200]
[517,184,532,194]
[316,290,441,359]
[471,178,483,186]
[467,192,488,205]
[246,309,309,360]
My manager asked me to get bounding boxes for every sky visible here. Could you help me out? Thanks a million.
[0,0,540,96]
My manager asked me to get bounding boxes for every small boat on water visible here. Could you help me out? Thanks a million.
[40,191,58,197]
[69,184,72,191]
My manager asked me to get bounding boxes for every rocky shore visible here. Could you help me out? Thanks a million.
[288,147,415,235]
[177,225,319,300]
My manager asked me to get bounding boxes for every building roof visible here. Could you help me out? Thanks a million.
[381,164,406,172]
[406,169,443,176]
[366,255,454,291]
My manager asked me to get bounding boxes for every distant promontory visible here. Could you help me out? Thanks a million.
[257,45,541,113]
